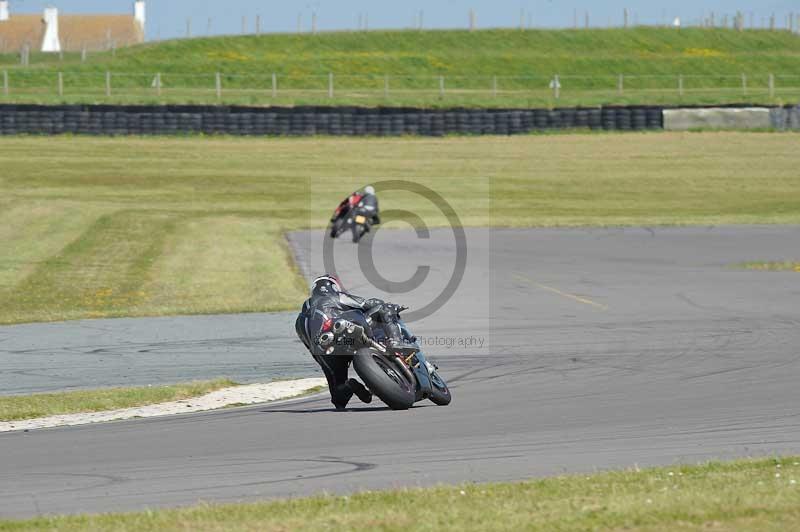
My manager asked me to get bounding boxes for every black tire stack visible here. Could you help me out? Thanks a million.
[0,103,668,137]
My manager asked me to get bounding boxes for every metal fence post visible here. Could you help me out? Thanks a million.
[57,72,63,97]
[215,72,222,100]
[328,72,334,98]
[678,74,684,97]
[618,74,624,95]
[271,73,277,98]
[769,73,775,97]
[2,70,8,96]
[741,73,747,96]
[439,75,445,98]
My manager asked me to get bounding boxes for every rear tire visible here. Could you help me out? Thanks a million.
[353,348,415,410]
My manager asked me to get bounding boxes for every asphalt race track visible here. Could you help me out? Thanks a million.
[1,226,799,519]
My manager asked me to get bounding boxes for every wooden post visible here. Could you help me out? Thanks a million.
[741,73,747,96]
[271,73,277,98]
[57,72,63,97]
[769,73,775,97]
[106,71,111,97]
[2,70,8,96]
[492,75,497,98]
[618,74,624,95]
[439,75,445,98]
[328,72,333,98]
[215,72,222,100]
[678,74,684,97]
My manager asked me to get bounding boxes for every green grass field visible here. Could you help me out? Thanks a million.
[1,132,799,325]
[1,28,800,106]
[2,456,799,531]
[0,379,236,422]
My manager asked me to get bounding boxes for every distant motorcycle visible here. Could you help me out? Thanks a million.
[329,193,374,243]
[319,309,451,410]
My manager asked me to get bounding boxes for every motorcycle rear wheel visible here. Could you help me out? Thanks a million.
[353,348,415,410]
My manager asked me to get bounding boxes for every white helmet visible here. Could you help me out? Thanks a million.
[364,185,375,195]
[311,274,343,295]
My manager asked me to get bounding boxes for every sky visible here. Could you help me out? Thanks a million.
[6,0,800,40]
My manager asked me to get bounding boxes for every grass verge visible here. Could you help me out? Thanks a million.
[0,378,236,422]
[738,261,800,272]
[1,456,799,531]
[1,28,800,107]
[0,132,798,324]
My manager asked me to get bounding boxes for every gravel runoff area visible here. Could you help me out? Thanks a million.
[0,378,325,433]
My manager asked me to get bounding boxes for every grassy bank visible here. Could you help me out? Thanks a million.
[2,456,799,531]
[1,28,800,106]
[0,379,236,422]
[1,132,799,324]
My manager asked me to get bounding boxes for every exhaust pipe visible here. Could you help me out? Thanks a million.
[319,332,334,347]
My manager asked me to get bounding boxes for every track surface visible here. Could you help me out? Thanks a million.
[0,313,314,396]
[2,226,800,519]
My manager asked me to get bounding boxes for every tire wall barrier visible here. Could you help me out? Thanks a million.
[0,104,664,136]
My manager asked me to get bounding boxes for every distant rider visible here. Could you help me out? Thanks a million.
[331,185,380,241]
[295,274,414,410]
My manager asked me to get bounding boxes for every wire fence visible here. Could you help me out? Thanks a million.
[1,71,799,104]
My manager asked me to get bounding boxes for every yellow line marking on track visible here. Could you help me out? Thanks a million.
[513,273,609,311]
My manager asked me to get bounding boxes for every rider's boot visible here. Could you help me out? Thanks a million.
[346,379,372,404]
[385,322,417,355]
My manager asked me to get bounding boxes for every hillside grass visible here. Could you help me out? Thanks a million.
[1,132,799,324]
[0,379,236,422]
[2,456,799,531]
[1,28,800,106]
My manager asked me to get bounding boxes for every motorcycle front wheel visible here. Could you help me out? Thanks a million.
[353,348,415,410]
[428,369,452,406]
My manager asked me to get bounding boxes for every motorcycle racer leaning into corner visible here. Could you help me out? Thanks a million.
[295,274,415,410]
[331,185,380,241]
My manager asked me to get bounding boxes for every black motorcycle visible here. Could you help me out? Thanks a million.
[329,197,374,243]
[319,311,451,410]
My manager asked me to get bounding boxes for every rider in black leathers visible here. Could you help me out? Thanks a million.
[295,274,412,410]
